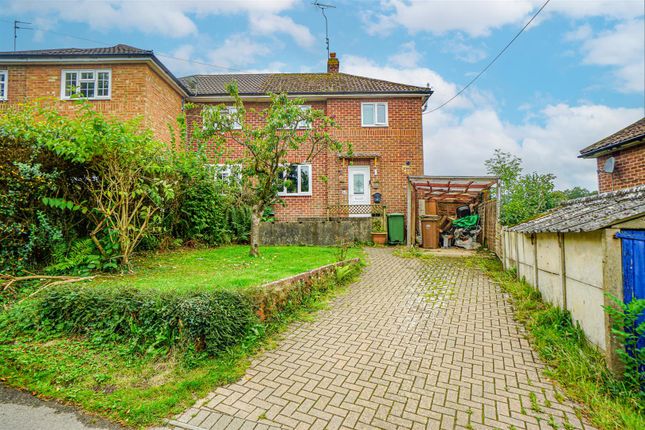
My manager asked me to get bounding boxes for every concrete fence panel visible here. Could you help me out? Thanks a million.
[500,228,613,355]
[536,233,564,307]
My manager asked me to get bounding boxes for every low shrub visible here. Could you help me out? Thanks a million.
[14,285,257,357]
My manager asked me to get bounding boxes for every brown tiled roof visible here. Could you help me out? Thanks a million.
[0,44,151,57]
[579,117,645,158]
[180,73,433,96]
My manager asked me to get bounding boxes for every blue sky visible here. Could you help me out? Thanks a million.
[1,0,644,190]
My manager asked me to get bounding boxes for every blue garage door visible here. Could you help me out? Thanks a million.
[616,230,645,359]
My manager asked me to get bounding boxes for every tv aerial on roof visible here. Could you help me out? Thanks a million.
[603,156,615,174]
[313,1,336,59]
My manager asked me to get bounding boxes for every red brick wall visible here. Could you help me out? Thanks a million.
[143,65,184,144]
[596,144,645,192]
[187,97,425,221]
[0,63,183,143]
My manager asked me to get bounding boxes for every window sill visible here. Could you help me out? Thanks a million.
[278,193,313,197]
[60,97,112,102]
[361,124,388,128]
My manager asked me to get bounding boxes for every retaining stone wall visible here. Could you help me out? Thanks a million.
[259,218,371,246]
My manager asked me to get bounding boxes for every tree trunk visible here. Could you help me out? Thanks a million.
[249,208,262,257]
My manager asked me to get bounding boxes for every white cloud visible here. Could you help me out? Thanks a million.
[160,35,272,76]
[442,36,487,63]
[207,34,270,68]
[249,13,316,48]
[564,24,593,42]
[9,0,300,38]
[574,19,645,93]
[388,41,421,68]
[365,0,537,37]
[365,0,644,37]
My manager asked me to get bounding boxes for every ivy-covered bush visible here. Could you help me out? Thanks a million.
[0,133,88,273]
[26,285,257,356]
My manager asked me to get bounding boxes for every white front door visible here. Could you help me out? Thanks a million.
[348,165,371,217]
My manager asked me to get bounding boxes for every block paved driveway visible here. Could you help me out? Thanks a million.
[166,248,593,430]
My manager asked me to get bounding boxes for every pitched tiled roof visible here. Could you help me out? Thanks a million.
[180,73,433,96]
[0,44,151,57]
[579,117,645,158]
[508,185,645,233]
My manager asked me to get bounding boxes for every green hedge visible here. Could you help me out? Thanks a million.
[30,286,257,356]
[2,261,361,358]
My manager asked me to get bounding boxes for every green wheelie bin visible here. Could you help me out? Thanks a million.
[387,213,405,245]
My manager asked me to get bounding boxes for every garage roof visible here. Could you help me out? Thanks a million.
[408,176,498,202]
[508,185,645,233]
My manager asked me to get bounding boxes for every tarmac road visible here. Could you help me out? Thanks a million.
[0,384,124,430]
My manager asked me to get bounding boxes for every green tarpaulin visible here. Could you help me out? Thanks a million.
[452,214,479,229]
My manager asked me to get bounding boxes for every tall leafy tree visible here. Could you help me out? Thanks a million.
[200,83,349,256]
[485,150,575,226]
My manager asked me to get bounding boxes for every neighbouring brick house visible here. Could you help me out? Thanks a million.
[0,45,433,222]
[579,117,645,192]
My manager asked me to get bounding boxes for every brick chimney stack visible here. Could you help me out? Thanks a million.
[327,52,339,73]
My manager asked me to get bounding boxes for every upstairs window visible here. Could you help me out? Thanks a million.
[361,102,388,127]
[283,105,311,129]
[278,164,311,196]
[296,105,311,129]
[61,69,111,100]
[226,107,242,130]
[0,70,7,100]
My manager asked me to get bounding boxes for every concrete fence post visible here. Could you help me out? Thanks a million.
[602,228,624,374]
[558,233,567,310]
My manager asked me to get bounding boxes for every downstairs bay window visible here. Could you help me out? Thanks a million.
[278,164,311,196]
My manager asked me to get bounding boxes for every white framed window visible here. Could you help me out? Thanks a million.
[61,69,111,100]
[278,164,312,196]
[282,105,311,129]
[208,163,242,182]
[361,102,388,127]
[296,105,311,129]
[226,107,242,130]
[0,70,7,101]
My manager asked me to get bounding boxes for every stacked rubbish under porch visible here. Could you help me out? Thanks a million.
[407,176,500,251]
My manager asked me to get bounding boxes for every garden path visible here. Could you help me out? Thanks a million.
[165,248,593,430]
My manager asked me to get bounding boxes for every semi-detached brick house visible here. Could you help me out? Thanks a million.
[0,45,433,222]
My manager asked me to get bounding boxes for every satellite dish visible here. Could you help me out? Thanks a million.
[603,157,615,174]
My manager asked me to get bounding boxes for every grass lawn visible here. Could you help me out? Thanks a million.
[89,245,361,293]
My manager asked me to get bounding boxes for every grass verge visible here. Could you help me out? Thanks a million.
[467,252,644,430]
[0,258,362,428]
